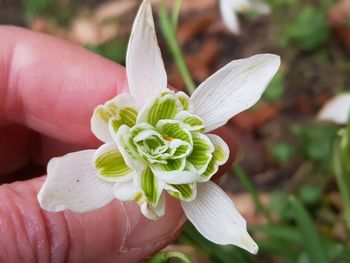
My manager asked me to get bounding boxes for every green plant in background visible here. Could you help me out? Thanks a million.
[292,124,338,165]
[333,123,350,232]
[284,6,329,51]
[23,0,76,26]
[85,37,129,64]
[263,71,286,102]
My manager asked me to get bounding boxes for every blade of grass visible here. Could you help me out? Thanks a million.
[289,196,329,263]
[337,124,350,232]
[233,165,272,223]
[171,0,182,30]
[158,1,196,94]
[249,225,302,243]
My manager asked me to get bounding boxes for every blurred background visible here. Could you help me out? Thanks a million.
[1,0,350,262]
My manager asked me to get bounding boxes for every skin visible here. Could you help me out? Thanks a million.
[0,26,237,262]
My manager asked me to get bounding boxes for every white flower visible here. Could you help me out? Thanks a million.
[219,0,271,34]
[37,0,280,254]
[317,93,350,124]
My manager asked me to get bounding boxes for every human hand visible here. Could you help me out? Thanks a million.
[0,26,237,262]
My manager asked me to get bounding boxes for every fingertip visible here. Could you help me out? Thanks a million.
[0,26,129,145]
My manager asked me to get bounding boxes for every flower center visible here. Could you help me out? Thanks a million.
[163,135,173,141]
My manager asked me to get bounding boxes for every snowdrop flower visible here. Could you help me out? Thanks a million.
[38,0,280,254]
[219,0,271,34]
[317,93,350,124]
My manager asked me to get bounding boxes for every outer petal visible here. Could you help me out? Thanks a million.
[91,94,138,142]
[126,0,167,105]
[38,150,114,212]
[317,93,350,124]
[93,142,133,182]
[219,0,241,34]
[190,54,280,132]
[181,181,258,254]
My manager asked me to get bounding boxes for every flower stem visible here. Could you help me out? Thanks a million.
[147,251,192,263]
[233,165,272,223]
[158,0,196,94]
[171,0,182,30]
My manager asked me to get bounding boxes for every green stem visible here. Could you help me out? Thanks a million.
[233,165,272,223]
[147,251,192,263]
[171,0,182,30]
[158,1,196,94]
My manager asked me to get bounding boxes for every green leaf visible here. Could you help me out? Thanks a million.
[289,196,330,263]
[284,6,329,51]
[263,72,285,102]
[269,143,296,165]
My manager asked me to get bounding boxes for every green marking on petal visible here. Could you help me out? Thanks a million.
[94,143,132,182]
[175,111,205,132]
[152,158,186,172]
[109,108,138,133]
[156,120,192,145]
[176,91,190,110]
[200,134,229,181]
[141,167,159,205]
[187,133,214,174]
[147,94,183,126]
[165,183,197,201]
[120,108,138,126]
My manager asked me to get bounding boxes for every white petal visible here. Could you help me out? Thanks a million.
[317,93,350,124]
[38,150,114,212]
[250,1,271,15]
[141,192,166,220]
[113,177,141,201]
[91,93,138,142]
[126,0,167,106]
[190,54,280,132]
[219,0,241,34]
[181,181,258,254]
[152,169,200,184]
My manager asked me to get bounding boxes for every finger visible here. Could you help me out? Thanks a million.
[0,26,128,147]
[0,177,185,262]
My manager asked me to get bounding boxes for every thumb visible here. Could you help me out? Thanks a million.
[0,177,185,262]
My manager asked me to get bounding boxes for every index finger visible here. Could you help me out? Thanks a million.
[0,26,128,147]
